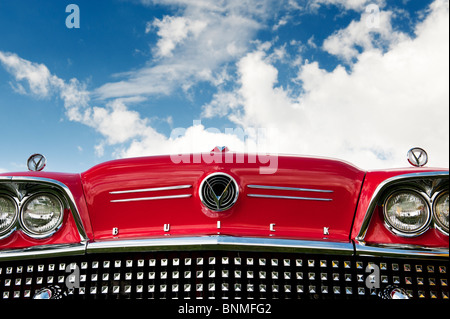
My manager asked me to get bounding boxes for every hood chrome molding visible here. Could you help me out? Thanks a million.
[246,184,334,202]
[109,184,193,203]
[247,185,333,193]
[247,194,332,202]
[109,185,192,195]
[110,194,192,203]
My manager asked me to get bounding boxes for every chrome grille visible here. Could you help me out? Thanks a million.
[1,251,448,300]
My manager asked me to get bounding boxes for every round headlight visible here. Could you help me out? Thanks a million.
[20,194,64,238]
[383,190,431,236]
[433,192,449,234]
[0,195,17,238]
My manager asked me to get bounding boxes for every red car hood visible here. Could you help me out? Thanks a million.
[80,153,365,242]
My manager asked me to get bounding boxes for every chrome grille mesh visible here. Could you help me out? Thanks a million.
[1,251,448,300]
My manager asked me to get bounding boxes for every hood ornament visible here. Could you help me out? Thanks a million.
[211,146,229,152]
[407,147,428,167]
[27,153,47,172]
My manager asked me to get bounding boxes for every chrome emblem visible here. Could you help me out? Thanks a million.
[407,147,428,167]
[199,173,239,212]
[27,153,47,172]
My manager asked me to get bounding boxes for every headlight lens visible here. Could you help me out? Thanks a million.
[0,195,17,236]
[21,194,64,237]
[383,191,430,236]
[434,192,449,234]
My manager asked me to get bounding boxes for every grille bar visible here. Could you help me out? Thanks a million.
[1,251,448,300]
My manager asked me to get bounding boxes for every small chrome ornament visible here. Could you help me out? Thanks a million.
[407,147,428,167]
[27,153,47,172]
[211,146,229,152]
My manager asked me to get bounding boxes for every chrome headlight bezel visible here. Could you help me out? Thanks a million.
[19,192,65,239]
[433,191,449,236]
[0,193,18,240]
[382,189,432,237]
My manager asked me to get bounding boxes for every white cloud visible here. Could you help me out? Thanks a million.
[1,0,448,171]
[310,0,386,12]
[322,7,407,62]
[202,0,449,169]
[152,16,207,57]
[0,51,262,161]
[0,52,57,98]
[95,0,270,100]
[202,91,242,118]
[0,51,162,154]
[0,51,90,120]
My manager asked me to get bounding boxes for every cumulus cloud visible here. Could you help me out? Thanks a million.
[0,52,60,98]
[0,51,90,116]
[95,0,269,100]
[0,51,161,153]
[309,0,386,12]
[0,51,266,160]
[201,0,449,168]
[152,16,207,57]
[323,7,408,62]
[1,0,448,170]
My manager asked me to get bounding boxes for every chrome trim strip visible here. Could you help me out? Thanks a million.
[1,236,447,260]
[247,194,332,202]
[247,185,333,193]
[0,243,87,261]
[355,243,449,260]
[87,236,354,255]
[110,194,192,203]
[1,176,88,243]
[110,185,192,195]
[355,171,449,243]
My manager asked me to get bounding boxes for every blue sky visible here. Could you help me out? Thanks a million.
[0,0,448,173]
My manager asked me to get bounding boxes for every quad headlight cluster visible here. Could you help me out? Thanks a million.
[0,192,64,240]
[383,190,449,237]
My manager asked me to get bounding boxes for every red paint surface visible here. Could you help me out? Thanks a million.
[80,154,365,242]
[1,154,448,250]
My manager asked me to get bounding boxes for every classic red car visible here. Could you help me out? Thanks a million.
[0,148,448,300]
